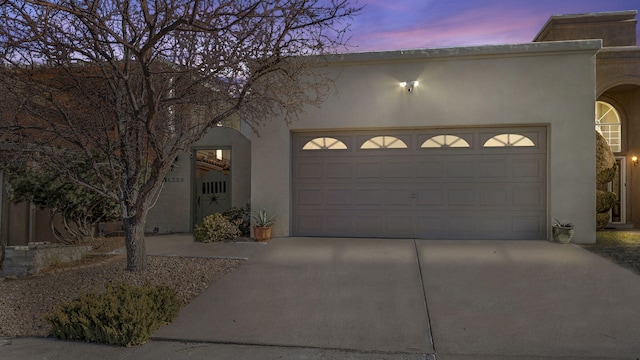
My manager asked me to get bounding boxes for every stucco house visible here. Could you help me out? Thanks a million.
[250,40,600,243]
[149,38,602,243]
[3,10,639,246]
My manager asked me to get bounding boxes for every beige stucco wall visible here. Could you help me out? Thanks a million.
[252,40,601,243]
[146,126,251,234]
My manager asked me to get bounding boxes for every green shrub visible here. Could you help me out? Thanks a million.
[596,213,612,230]
[595,131,617,229]
[596,190,617,213]
[222,205,251,236]
[47,282,180,346]
[596,132,616,184]
[194,212,242,242]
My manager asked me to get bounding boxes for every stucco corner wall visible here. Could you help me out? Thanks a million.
[252,40,601,242]
[251,122,292,237]
[549,109,597,244]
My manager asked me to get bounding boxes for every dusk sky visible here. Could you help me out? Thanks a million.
[345,0,640,52]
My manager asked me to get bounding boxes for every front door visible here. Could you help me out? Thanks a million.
[194,148,232,224]
[610,157,626,224]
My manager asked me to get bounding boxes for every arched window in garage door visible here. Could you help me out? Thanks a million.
[361,136,408,149]
[483,134,535,147]
[421,134,470,148]
[302,137,348,150]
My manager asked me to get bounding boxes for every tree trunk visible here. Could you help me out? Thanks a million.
[123,216,147,271]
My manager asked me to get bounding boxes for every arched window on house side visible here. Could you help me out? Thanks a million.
[483,134,535,147]
[595,101,621,153]
[360,136,408,149]
[302,137,348,150]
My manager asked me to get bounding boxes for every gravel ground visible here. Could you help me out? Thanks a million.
[581,230,640,275]
[0,252,243,338]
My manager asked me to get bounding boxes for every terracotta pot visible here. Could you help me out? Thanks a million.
[253,226,272,242]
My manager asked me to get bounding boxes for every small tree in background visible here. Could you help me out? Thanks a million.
[596,131,617,230]
[0,0,361,270]
[5,159,120,245]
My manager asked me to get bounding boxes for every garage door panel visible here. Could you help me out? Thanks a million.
[353,187,382,205]
[327,162,352,178]
[447,161,477,178]
[295,161,324,179]
[512,215,544,234]
[447,186,477,206]
[416,189,445,205]
[513,158,545,178]
[415,161,445,178]
[385,188,414,206]
[416,216,446,237]
[326,188,352,205]
[355,162,381,178]
[296,188,323,205]
[479,186,511,206]
[383,162,414,178]
[296,214,324,234]
[513,186,545,206]
[386,216,413,234]
[354,215,382,235]
[292,127,547,240]
[326,215,352,235]
[478,216,511,233]
[478,159,509,177]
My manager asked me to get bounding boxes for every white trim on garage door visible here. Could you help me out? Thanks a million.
[292,126,547,240]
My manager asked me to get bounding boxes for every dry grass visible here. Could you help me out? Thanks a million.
[581,230,640,275]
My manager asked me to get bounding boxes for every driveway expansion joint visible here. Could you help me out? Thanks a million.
[414,239,436,353]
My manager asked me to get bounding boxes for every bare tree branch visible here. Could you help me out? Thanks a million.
[0,0,362,271]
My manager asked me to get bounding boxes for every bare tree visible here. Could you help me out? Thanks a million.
[0,0,361,271]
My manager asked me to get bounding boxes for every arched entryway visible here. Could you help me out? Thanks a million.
[191,126,251,229]
[595,100,624,224]
[597,83,640,228]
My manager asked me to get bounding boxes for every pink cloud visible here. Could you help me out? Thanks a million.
[346,0,640,52]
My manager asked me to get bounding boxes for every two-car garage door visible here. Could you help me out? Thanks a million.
[291,127,547,240]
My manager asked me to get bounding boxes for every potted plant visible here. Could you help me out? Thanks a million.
[252,209,276,242]
[552,219,574,244]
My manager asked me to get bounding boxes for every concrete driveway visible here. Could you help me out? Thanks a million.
[154,237,433,355]
[3,237,640,359]
[153,237,640,359]
[419,240,640,359]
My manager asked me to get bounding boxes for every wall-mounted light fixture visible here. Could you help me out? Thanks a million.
[632,155,638,167]
[400,81,419,93]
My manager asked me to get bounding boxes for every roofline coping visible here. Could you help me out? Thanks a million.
[533,10,638,42]
[320,40,602,65]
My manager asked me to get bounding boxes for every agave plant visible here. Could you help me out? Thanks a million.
[553,219,573,228]
[253,209,276,227]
